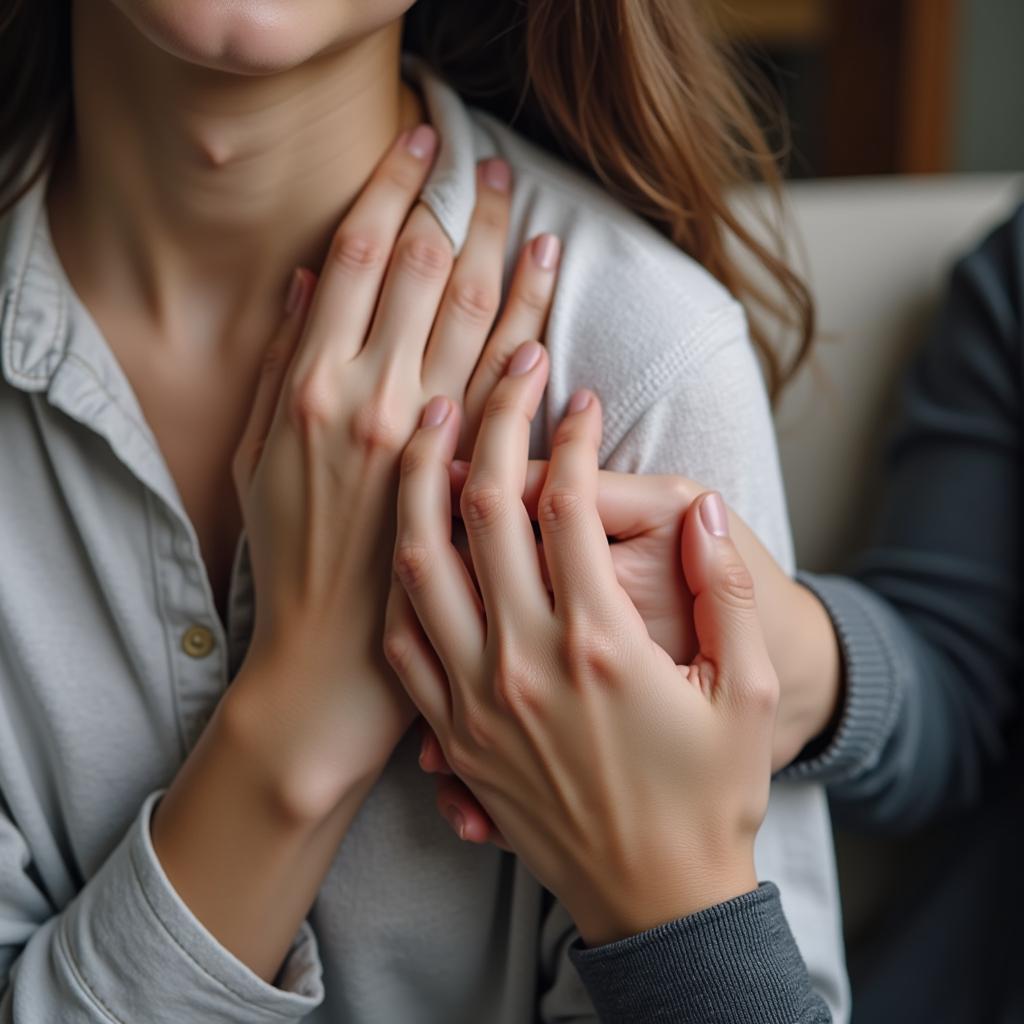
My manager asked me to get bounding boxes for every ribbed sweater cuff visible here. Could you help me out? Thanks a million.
[569,882,830,1023]
[782,573,903,786]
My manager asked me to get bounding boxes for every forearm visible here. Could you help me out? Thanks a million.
[151,661,382,983]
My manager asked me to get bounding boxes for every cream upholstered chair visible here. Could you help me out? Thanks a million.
[766,175,1023,946]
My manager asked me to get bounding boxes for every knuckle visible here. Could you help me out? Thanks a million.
[719,563,757,610]
[513,280,553,317]
[665,474,698,509]
[330,232,386,273]
[493,659,541,716]
[537,487,585,530]
[393,540,434,593]
[259,341,290,380]
[561,618,619,683]
[397,235,453,281]
[288,372,336,430]
[750,678,780,716]
[382,626,415,675]
[445,735,479,779]
[350,400,406,454]
[460,480,508,531]
[383,156,427,193]
[448,277,499,325]
[480,388,526,425]
[399,437,430,479]
[733,670,780,719]
[550,419,584,450]
[474,204,507,234]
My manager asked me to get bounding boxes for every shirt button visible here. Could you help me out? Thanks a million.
[181,624,216,659]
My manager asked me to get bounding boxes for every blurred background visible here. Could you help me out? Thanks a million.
[711,0,1024,177]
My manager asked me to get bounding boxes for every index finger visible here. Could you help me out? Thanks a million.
[459,341,551,626]
[295,125,439,370]
[536,392,627,623]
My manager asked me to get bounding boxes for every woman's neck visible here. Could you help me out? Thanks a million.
[49,2,423,347]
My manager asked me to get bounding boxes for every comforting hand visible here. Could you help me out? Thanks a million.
[421,461,843,844]
[224,126,560,815]
[385,344,779,946]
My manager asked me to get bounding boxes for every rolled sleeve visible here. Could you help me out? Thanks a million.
[31,791,323,1023]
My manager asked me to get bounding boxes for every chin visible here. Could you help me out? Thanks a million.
[105,0,416,75]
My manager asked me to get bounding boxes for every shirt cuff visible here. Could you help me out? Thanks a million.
[781,573,904,786]
[569,883,830,1024]
[58,790,324,1023]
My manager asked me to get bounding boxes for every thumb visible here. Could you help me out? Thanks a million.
[680,492,775,700]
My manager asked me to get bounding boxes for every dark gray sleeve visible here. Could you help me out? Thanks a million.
[783,205,1023,830]
[569,883,831,1023]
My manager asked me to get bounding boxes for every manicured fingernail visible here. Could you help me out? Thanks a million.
[406,124,437,160]
[421,396,451,428]
[532,233,560,271]
[481,158,511,193]
[507,341,542,377]
[700,492,729,538]
[284,269,304,315]
[447,806,467,840]
[567,389,592,414]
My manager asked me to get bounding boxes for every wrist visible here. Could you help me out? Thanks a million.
[769,579,843,768]
[568,848,758,949]
[221,661,388,825]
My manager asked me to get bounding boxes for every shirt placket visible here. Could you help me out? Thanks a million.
[41,313,237,755]
[147,490,231,752]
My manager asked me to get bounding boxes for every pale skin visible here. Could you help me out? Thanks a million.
[44,0,843,992]
[420,464,843,846]
[387,349,785,943]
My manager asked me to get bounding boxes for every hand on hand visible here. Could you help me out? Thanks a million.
[385,347,779,946]
[419,465,842,845]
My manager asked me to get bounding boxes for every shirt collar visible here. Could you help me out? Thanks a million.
[0,58,482,394]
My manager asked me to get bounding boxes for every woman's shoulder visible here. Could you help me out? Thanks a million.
[480,109,739,317]
[469,109,755,425]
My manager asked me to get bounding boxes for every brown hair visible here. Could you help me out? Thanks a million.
[2,0,812,396]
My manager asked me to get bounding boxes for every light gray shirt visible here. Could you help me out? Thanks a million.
[0,60,849,1022]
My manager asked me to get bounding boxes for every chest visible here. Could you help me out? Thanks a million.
[108,337,260,619]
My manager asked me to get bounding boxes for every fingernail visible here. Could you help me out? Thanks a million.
[481,158,511,193]
[507,341,542,377]
[532,233,561,271]
[284,269,304,315]
[421,395,451,428]
[700,492,729,538]
[567,389,592,414]
[447,806,467,840]
[406,124,437,160]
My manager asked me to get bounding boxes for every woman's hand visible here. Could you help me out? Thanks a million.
[150,127,560,980]
[225,131,560,817]
[385,345,779,946]
[421,463,843,845]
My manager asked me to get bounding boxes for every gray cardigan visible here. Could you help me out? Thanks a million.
[573,206,1022,1022]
